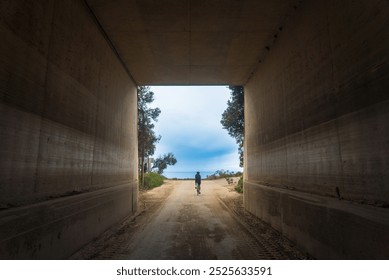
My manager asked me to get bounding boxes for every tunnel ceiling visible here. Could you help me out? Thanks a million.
[86,0,298,85]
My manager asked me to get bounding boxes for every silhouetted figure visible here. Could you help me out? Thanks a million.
[195,171,201,195]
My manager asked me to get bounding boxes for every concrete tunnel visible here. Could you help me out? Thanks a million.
[0,0,388,259]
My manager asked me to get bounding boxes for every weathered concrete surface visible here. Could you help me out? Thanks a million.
[244,182,389,259]
[244,0,389,259]
[0,0,138,258]
[0,183,135,259]
[85,0,301,85]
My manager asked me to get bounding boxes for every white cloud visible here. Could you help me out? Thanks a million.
[204,151,242,171]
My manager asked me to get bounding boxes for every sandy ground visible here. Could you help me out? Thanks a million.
[70,179,309,260]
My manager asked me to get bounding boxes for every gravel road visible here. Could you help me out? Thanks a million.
[70,179,309,260]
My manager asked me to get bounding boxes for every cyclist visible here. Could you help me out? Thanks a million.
[195,171,201,195]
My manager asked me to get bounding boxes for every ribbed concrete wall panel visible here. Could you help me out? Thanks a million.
[245,0,389,203]
[337,101,389,203]
[244,0,389,258]
[0,0,138,258]
[329,0,389,115]
[0,0,54,207]
[0,105,42,205]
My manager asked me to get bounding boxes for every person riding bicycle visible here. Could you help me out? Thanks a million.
[195,171,201,195]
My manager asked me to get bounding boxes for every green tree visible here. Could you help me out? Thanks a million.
[221,86,244,167]
[152,153,177,174]
[138,86,161,188]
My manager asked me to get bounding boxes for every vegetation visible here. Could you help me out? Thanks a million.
[137,86,161,188]
[206,169,243,193]
[152,152,177,174]
[142,172,165,190]
[235,176,243,193]
[221,86,244,167]
[206,169,242,180]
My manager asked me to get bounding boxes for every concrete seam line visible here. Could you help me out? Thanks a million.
[82,0,138,86]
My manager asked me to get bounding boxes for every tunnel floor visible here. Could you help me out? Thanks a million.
[70,179,309,260]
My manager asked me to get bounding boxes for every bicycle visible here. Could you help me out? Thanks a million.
[195,183,201,195]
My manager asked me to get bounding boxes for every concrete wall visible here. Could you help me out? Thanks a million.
[0,0,138,259]
[244,0,389,259]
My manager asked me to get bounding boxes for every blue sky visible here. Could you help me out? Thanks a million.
[150,86,242,177]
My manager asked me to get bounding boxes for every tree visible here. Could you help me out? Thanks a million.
[220,86,244,167]
[152,153,177,174]
[138,86,161,188]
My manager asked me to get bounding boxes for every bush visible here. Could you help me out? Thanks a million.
[235,176,243,193]
[207,169,242,180]
[141,172,165,190]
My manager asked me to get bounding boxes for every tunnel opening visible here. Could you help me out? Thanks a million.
[140,85,243,180]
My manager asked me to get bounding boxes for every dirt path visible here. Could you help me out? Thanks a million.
[70,179,309,260]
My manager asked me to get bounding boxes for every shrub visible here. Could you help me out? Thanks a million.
[235,176,243,193]
[207,169,242,180]
[142,172,165,190]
